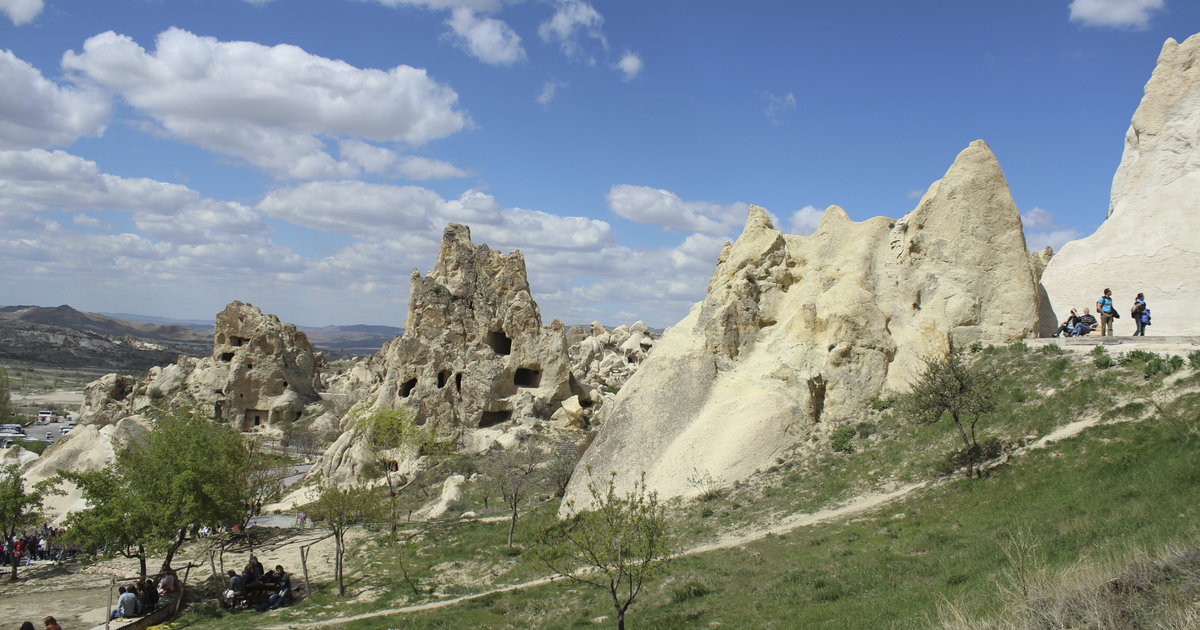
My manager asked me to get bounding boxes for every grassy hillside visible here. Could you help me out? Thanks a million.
[170,344,1200,630]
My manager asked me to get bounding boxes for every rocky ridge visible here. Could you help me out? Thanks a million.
[563,140,1040,511]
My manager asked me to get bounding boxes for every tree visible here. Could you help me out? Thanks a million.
[902,345,1000,478]
[236,437,288,529]
[0,464,59,580]
[309,480,379,596]
[0,367,12,420]
[489,441,545,548]
[357,407,426,537]
[545,445,580,498]
[58,468,155,579]
[534,471,675,630]
[58,404,252,575]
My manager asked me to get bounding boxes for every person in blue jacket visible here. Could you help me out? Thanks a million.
[1096,288,1116,336]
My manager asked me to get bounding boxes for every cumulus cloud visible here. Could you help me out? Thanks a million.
[0,0,42,25]
[1019,207,1080,252]
[606,184,749,237]
[539,0,607,60]
[337,140,467,179]
[537,80,566,109]
[0,50,111,150]
[72,213,114,231]
[787,206,824,236]
[615,50,643,81]
[444,7,526,65]
[1069,0,1164,28]
[763,91,797,123]
[61,28,470,179]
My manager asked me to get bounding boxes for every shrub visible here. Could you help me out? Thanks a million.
[1090,345,1109,358]
[670,581,713,604]
[1008,342,1029,354]
[1040,343,1064,355]
[969,341,984,354]
[1125,349,1159,363]
[1094,354,1115,369]
[1143,355,1179,378]
[855,422,877,439]
[1168,355,1185,372]
[831,425,856,453]
[1190,350,1200,370]
[1047,357,1071,374]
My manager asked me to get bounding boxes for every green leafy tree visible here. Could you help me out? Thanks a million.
[902,345,1001,478]
[236,438,288,529]
[534,471,675,630]
[489,441,545,548]
[58,468,155,579]
[0,464,60,580]
[357,407,426,536]
[309,480,380,595]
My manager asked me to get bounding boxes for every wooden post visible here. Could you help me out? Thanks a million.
[104,576,114,630]
[299,546,312,601]
[173,564,193,618]
[209,551,222,607]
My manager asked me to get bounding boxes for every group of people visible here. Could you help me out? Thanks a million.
[1053,289,1152,338]
[109,574,176,620]
[17,618,61,630]
[223,554,292,612]
[1,526,77,568]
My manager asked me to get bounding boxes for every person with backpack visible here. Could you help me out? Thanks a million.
[1131,293,1147,336]
[1096,288,1117,336]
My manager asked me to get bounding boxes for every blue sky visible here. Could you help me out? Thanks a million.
[1,0,1197,328]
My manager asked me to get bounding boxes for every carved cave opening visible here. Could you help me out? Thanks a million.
[243,408,267,431]
[455,373,463,395]
[478,410,512,428]
[400,378,418,398]
[486,330,512,356]
[514,368,541,388]
[437,370,449,389]
[808,377,826,424]
[221,353,234,362]
[232,336,246,347]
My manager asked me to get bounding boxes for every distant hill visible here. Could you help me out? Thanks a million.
[301,324,403,358]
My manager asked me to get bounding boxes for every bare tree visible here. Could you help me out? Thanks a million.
[309,481,379,596]
[902,344,1000,478]
[489,442,545,548]
[534,471,675,630]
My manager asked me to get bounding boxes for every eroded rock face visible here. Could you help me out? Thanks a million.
[75,302,324,433]
[1041,34,1200,336]
[568,321,657,391]
[364,224,573,429]
[563,140,1039,511]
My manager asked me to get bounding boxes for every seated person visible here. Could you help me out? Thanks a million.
[141,577,159,610]
[1073,309,1098,336]
[158,573,176,595]
[1053,310,1081,338]
[224,569,246,602]
[243,563,261,588]
[256,566,292,612]
[111,586,141,619]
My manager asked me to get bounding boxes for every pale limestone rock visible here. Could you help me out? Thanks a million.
[1041,34,1200,336]
[568,320,659,393]
[77,373,136,426]
[0,445,39,470]
[563,141,1039,512]
[413,474,466,520]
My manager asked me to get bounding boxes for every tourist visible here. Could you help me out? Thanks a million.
[1096,288,1117,336]
[256,565,292,612]
[296,512,306,529]
[43,618,62,630]
[112,585,140,619]
[1052,309,1081,338]
[224,569,245,601]
[158,572,176,595]
[1132,293,1147,336]
[1073,309,1098,337]
[141,577,159,611]
[20,622,35,630]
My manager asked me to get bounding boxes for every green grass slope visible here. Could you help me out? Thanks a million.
[171,345,1200,630]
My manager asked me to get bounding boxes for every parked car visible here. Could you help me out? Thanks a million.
[34,419,48,426]
[60,425,73,435]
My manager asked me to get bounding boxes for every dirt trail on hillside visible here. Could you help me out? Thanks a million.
[266,376,1200,629]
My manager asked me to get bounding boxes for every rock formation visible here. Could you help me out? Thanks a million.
[74,301,325,432]
[563,140,1040,511]
[568,321,657,391]
[1040,34,1200,336]
[360,223,574,429]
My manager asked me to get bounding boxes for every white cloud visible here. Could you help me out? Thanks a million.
[337,139,467,179]
[444,7,526,65]
[0,50,110,150]
[539,0,607,59]
[61,28,470,179]
[0,0,42,25]
[396,155,469,180]
[907,189,926,200]
[787,206,823,236]
[537,80,566,109]
[615,50,643,81]
[606,184,748,237]
[763,91,797,123]
[1019,207,1080,252]
[1069,0,1164,28]
[1020,206,1056,230]
[72,213,114,231]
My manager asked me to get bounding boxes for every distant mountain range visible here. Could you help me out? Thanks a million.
[0,305,405,370]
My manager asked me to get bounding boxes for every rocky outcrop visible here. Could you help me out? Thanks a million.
[362,224,574,429]
[568,321,657,391]
[1040,34,1200,336]
[563,140,1039,511]
[76,302,325,433]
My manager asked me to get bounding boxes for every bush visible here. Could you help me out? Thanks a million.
[1094,354,1115,369]
[1143,355,1180,379]
[1090,345,1109,358]
[1047,357,1071,374]
[670,581,713,604]
[855,422,877,439]
[831,425,856,453]
[1040,343,1064,355]
[969,341,984,354]
[1190,350,1200,370]
[1125,349,1159,363]
[1008,342,1029,354]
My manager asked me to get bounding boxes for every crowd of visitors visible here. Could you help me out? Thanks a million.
[222,554,293,612]
[1,525,78,568]
[1052,289,1152,338]
[109,574,175,620]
